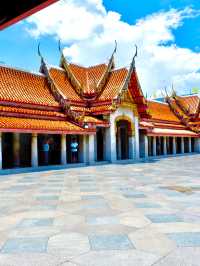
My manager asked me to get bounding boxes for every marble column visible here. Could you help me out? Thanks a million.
[61,134,67,165]
[13,133,20,167]
[31,133,38,167]
[105,122,116,162]
[172,137,176,155]
[88,134,95,164]
[188,137,192,153]
[163,136,167,156]
[80,135,87,163]
[144,135,148,159]
[0,132,2,169]
[181,137,185,154]
[129,136,135,159]
[153,136,157,156]
[134,117,140,160]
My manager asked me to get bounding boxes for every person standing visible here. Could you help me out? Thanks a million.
[70,137,78,163]
[43,139,50,165]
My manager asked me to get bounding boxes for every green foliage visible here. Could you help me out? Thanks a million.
[191,87,199,94]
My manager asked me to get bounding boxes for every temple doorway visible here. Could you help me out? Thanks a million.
[96,128,104,161]
[2,133,13,169]
[116,120,129,160]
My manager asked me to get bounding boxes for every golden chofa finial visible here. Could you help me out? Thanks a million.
[134,44,138,60]
[58,39,62,53]
[37,43,45,66]
[114,40,117,54]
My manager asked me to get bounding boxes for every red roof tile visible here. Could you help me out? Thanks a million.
[69,64,107,95]
[148,101,180,122]
[0,66,59,107]
[48,67,84,102]
[98,68,128,101]
[0,116,85,134]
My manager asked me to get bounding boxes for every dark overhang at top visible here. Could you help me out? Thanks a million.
[0,0,58,30]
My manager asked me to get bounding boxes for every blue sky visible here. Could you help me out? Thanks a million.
[0,0,200,96]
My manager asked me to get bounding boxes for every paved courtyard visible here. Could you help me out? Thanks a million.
[0,155,200,266]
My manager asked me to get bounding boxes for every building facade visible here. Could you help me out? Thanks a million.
[0,45,199,170]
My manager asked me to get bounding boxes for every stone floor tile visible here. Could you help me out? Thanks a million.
[16,218,54,228]
[72,250,160,266]
[1,237,48,253]
[86,216,119,225]
[89,234,134,250]
[129,227,176,256]
[47,233,90,257]
[135,202,161,208]
[146,214,183,223]
[36,195,59,201]
[153,247,200,266]
[167,232,200,247]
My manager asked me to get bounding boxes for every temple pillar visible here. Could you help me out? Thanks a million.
[128,135,135,159]
[194,138,200,153]
[13,133,20,167]
[181,137,185,153]
[88,134,95,163]
[134,117,139,160]
[31,133,38,167]
[153,136,157,156]
[188,137,192,153]
[172,137,176,155]
[105,121,116,162]
[80,135,87,163]
[163,136,167,155]
[144,135,148,159]
[0,132,2,169]
[61,134,67,165]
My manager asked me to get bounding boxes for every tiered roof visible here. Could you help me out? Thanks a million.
[0,44,149,134]
[166,94,200,134]
[0,45,199,138]
[140,95,200,137]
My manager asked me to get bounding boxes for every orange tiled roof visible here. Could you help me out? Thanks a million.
[98,68,128,101]
[81,116,109,125]
[0,66,59,107]
[48,67,84,102]
[0,116,85,133]
[148,101,180,122]
[0,105,65,118]
[90,104,114,114]
[69,64,107,95]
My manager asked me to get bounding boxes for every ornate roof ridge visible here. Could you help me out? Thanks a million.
[110,67,128,72]
[148,99,168,105]
[69,62,107,69]
[48,65,65,71]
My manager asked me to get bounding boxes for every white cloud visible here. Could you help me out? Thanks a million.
[26,0,200,96]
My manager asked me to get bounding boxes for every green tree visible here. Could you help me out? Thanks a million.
[191,88,199,94]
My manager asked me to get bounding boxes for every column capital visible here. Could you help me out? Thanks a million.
[32,133,38,138]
